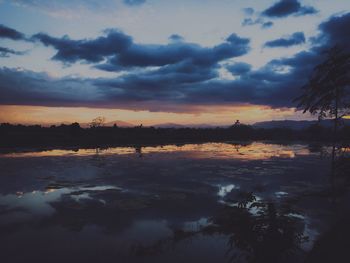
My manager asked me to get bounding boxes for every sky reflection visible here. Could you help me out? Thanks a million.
[1,142,311,160]
[0,142,345,263]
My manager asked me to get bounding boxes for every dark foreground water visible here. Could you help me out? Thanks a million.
[0,142,349,263]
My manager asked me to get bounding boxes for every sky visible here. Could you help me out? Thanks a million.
[0,0,349,126]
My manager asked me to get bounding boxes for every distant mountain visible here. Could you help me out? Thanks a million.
[104,120,134,127]
[151,123,228,128]
[253,119,350,130]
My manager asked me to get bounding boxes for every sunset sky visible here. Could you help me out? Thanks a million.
[0,0,349,126]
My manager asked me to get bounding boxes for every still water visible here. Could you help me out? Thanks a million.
[0,142,349,263]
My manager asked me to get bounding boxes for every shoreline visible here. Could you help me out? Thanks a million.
[1,124,349,150]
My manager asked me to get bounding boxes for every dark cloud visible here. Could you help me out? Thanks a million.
[242,18,259,26]
[0,24,26,41]
[226,62,252,75]
[256,12,350,106]
[297,6,318,16]
[33,30,250,72]
[315,13,350,51]
[1,29,252,111]
[169,34,184,42]
[242,18,273,29]
[0,67,101,107]
[99,37,249,71]
[32,29,132,64]
[262,0,317,18]
[0,55,312,111]
[123,0,146,6]
[264,32,305,48]
[97,53,317,109]
[263,0,300,17]
[226,33,249,46]
[269,51,322,72]
[2,13,350,112]
[0,47,24,57]
[261,21,274,29]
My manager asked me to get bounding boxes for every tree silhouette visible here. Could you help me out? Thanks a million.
[234,119,241,126]
[294,46,350,139]
[90,116,106,128]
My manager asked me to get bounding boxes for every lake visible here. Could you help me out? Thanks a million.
[0,142,349,263]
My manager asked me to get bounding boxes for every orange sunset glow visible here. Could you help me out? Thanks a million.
[0,105,309,126]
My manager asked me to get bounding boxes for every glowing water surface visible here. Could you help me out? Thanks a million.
[1,142,311,160]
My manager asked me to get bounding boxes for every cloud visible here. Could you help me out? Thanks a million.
[0,67,102,107]
[0,47,24,57]
[101,33,250,71]
[314,12,350,51]
[33,30,250,73]
[0,55,313,112]
[297,6,318,16]
[226,62,252,75]
[242,18,273,29]
[0,24,26,40]
[2,13,350,113]
[96,47,327,109]
[0,31,331,113]
[1,29,253,111]
[242,18,259,26]
[32,29,132,64]
[242,7,254,16]
[169,34,184,42]
[261,21,274,29]
[262,0,317,18]
[123,0,146,6]
[264,32,305,48]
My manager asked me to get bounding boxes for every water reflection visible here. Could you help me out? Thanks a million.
[0,142,349,263]
[203,198,309,263]
[218,184,237,198]
[1,142,311,160]
[128,193,309,263]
